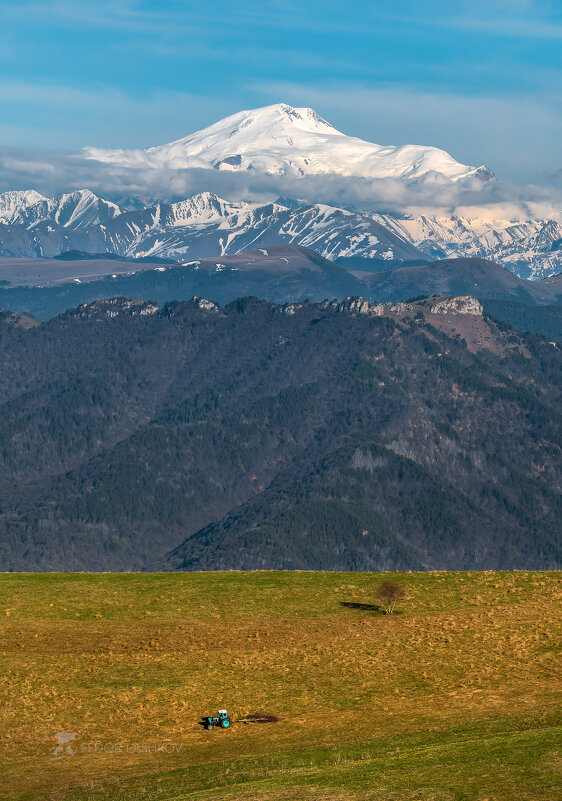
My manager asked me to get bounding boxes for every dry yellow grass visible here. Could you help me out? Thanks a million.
[0,570,560,800]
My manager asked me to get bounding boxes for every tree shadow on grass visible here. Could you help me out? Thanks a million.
[340,601,384,613]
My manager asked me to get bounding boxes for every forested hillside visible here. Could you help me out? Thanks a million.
[0,294,560,571]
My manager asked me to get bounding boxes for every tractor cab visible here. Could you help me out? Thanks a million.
[202,709,232,730]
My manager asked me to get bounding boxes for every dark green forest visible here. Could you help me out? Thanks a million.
[0,295,560,571]
[483,300,562,342]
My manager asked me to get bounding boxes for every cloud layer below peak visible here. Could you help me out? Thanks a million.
[1,144,562,224]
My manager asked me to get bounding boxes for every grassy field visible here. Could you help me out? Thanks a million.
[0,571,560,801]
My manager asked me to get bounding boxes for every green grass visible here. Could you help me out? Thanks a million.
[0,571,560,801]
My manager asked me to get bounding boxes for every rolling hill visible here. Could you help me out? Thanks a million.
[0,247,560,323]
[1,570,559,801]
[362,257,562,304]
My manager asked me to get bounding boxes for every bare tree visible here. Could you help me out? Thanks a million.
[376,579,406,614]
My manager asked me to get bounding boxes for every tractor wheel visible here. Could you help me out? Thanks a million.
[206,723,214,730]
[219,718,231,728]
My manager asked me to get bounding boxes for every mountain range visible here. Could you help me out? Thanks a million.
[0,105,561,278]
[0,190,425,267]
[371,212,562,279]
[0,245,363,318]
[0,292,559,572]
[1,246,562,329]
[1,188,561,281]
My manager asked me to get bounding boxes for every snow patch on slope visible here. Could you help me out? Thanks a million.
[372,211,562,279]
[0,189,121,229]
[0,190,48,224]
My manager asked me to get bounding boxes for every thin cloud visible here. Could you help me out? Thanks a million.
[441,16,562,40]
[2,144,562,222]
[0,79,561,219]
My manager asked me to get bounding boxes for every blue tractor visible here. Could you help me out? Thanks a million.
[203,709,232,730]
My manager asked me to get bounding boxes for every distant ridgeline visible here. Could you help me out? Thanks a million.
[0,247,561,343]
[0,293,560,572]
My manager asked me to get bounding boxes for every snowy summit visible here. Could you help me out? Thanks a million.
[83,103,493,183]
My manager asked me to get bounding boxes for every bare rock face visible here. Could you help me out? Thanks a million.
[321,297,384,316]
[65,297,159,320]
[337,297,371,314]
[429,296,483,316]
[385,302,413,314]
[279,301,308,316]
[191,297,220,313]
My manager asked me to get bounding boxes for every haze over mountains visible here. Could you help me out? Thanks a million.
[1,105,561,279]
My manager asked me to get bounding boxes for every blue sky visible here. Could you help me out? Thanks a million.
[0,0,561,185]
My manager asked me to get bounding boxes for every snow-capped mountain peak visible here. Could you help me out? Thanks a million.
[167,192,247,224]
[159,104,342,153]
[83,103,492,184]
[0,190,48,225]
[0,189,122,230]
[50,189,121,228]
[162,192,287,230]
[371,210,562,278]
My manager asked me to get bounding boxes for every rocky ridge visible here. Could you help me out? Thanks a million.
[62,297,160,320]
[61,293,483,323]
